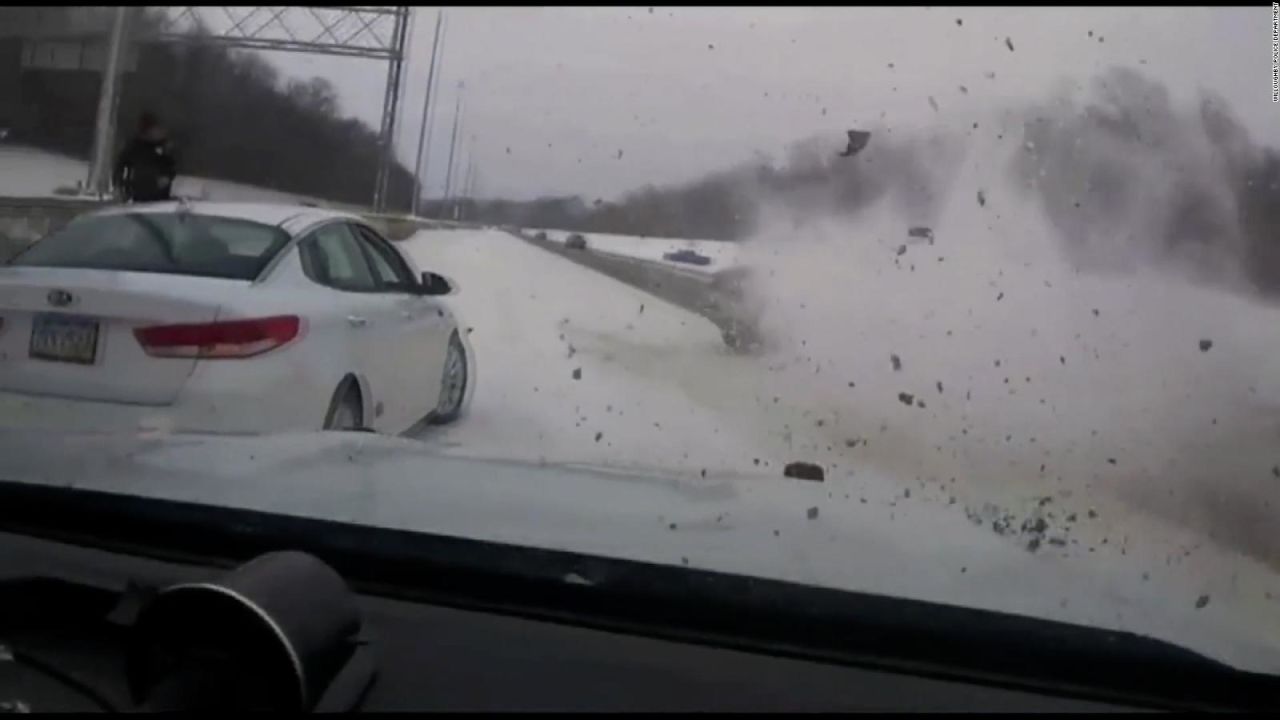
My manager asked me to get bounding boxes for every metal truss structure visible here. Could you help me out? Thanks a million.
[147,6,411,211]
[150,7,408,60]
[10,6,412,211]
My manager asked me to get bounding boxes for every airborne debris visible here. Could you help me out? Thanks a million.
[890,354,903,371]
[1198,339,1213,352]
[838,129,872,158]
[571,367,582,380]
[928,96,939,112]
[1005,36,1015,51]
[896,244,908,256]
[907,226,934,242]
[1195,594,1210,609]
[898,392,915,406]
[784,462,825,482]
[594,432,603,443]
[977,190,986,207]
[806,506,819,520]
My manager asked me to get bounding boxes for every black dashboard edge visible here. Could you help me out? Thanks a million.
[0,480,1275,712]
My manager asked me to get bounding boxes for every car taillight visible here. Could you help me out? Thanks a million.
[134,315,302,359]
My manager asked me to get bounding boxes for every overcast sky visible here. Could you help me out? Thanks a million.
[272,6,1278,201]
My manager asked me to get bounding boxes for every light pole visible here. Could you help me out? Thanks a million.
[410,9,443,218]
[442,81,464,205]
[85,6,131,197]
[371,7,410,213]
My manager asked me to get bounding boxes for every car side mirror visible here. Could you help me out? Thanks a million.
[419,271,456,296]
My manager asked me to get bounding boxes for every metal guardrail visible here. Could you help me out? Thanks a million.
[510,229,760,351]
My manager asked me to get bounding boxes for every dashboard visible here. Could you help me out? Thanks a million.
[0,530,1144,712]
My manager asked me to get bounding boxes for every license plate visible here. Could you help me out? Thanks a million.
[29,313,100,365]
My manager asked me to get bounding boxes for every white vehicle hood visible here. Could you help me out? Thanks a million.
[0,428,1276,675]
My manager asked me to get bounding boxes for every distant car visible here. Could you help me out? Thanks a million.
[0,202,476,435]
[565,233,588,250]
[663,248,712,267]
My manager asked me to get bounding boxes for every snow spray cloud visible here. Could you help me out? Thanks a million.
[720,67,1280,568]
[1009,66,1280,297]
[718,67,1279,301]
[739,125,967,233]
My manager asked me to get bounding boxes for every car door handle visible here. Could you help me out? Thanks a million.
[347,315,368,327]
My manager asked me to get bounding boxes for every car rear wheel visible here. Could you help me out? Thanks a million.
[323,381,364,431]
[430,332,468,425]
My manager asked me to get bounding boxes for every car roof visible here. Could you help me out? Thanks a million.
[87,201,365,236]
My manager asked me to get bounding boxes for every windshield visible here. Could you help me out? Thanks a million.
[11,212,290,280]
[1,5,1279,678]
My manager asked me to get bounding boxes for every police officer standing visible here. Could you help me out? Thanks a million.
[113,112,178,203]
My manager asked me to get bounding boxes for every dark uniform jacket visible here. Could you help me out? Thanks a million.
[113,137,177,202]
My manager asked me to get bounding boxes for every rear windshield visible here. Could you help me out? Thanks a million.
[10,212,291,280]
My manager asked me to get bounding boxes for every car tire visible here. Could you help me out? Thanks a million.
[429,332,469,425]
[323,380,364,431]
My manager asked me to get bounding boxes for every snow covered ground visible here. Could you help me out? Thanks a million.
[0,144,322,204]
[402,228,767,475]
[528,227,740,274]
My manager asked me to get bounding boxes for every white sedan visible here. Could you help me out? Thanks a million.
[0,201,475,435]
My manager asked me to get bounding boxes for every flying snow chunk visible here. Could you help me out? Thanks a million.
[838,129,872,158]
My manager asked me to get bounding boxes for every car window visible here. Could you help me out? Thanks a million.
[11,212,289,280]
[300,223,378,292]
[353,225,415,291]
